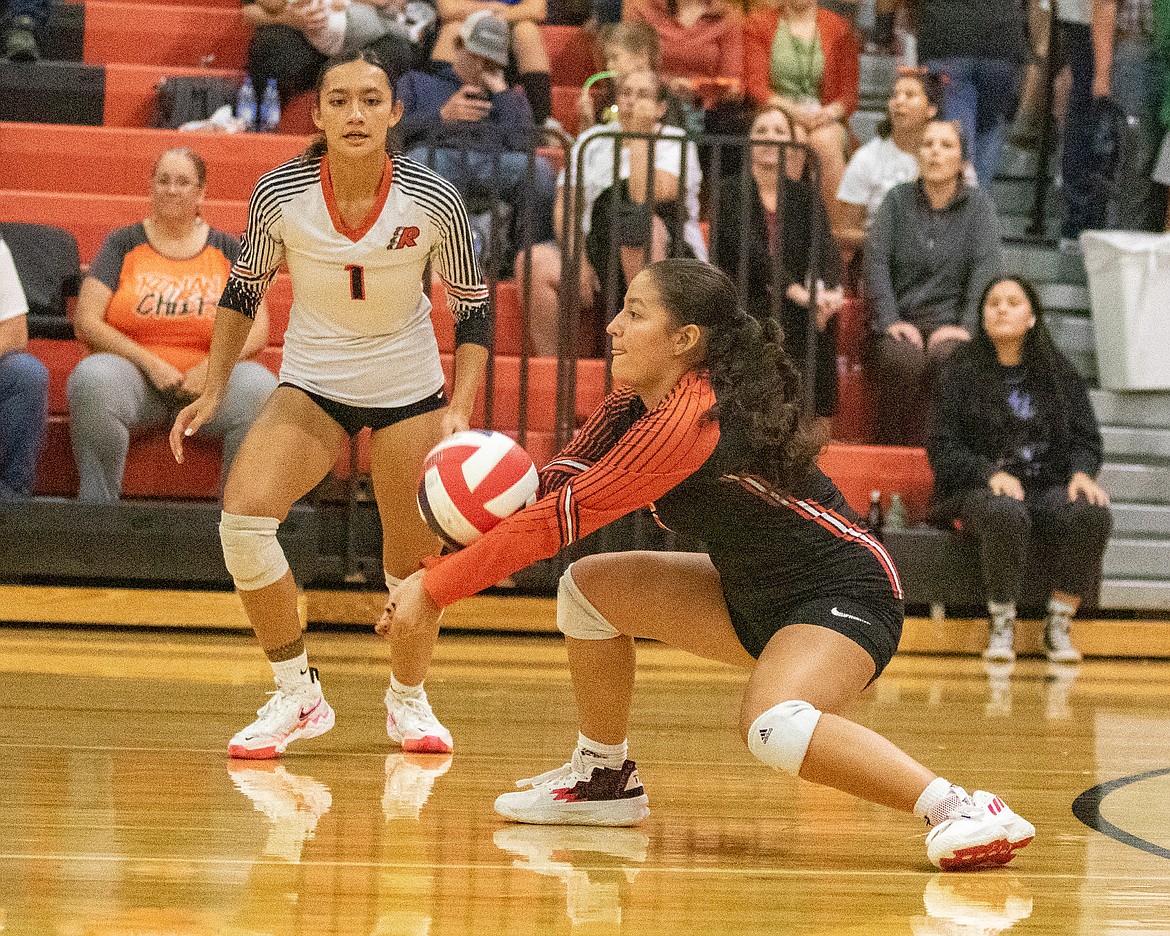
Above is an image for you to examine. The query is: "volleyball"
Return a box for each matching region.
[417,430,539,548]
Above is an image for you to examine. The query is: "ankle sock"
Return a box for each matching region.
[390,673,425,699]
[915,777,965,826]
[271,651,315,694]
[1047,596,1076,620]
[988,600,1016,625]
[577,732,627,768]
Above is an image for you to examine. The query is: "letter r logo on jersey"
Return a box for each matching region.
[386,226,420,250]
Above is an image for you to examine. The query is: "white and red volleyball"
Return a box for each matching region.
[417,430,539,548]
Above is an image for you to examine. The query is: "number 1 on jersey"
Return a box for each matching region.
[345,264,366,300]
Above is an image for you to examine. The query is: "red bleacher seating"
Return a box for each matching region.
[0,123,307,200]
[0,190,248,261]
[84,2,249,69]
[817,444,933,523]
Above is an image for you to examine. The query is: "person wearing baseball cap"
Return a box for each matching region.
[422,0,554,128]
[394,8,557,263]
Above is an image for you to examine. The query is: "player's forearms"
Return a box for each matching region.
[449,342,489,421]
[203,307,256,396]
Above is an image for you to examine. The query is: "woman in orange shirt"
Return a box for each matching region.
[67,148,275,502]
[743,0,858,221]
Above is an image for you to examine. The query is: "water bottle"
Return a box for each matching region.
[886,492,907,533]
[259,78,281,133]
[236,76,258,131]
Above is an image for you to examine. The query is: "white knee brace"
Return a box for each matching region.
[747,700,822,776]
[219,512,289,591]
[556,565,620,640]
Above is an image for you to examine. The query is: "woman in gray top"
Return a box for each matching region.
[864,119,1003,445]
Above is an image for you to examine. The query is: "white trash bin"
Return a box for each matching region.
[1081,230,1170,390]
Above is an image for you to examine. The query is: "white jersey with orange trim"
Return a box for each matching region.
[220,152,490,408]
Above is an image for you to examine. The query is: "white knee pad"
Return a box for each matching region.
[556,565,620,640]
[219,512,289,591]
[747,700,822,776]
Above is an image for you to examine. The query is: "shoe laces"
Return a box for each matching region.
[391,691,441,725]
[989,616,1014,642]
[517,750,593,790]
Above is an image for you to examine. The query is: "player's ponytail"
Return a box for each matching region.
[646,259,818,491]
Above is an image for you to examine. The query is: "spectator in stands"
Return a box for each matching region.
[1093,0,1167,231]
[711,104,844,418]
[1055,0,1103,248]
[397,10,557,262]
[835,69,942,250]
[2,0,47,61]
[244,0,424,102]
[624,0,746,140]
[579,21,664,132]
[743,0,860,220]
[0,236,48,501]
[67,149,276,503]
[521,69,706,356]
[430,0,555,127]
[927,276,1112,665]
[864,119,1003,445]
[917,0,1029,186]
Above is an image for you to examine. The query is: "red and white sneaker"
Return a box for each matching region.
[228,669,335,759]
[926,789,1036,871]
[494,750,650,826]
[385,687,453,754]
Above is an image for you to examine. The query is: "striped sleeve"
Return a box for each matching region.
[537,387,645,496]
[219,158,315,319]
[396,156,493,348]
[423,373,720,607]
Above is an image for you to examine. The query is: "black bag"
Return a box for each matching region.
[154,76,240,129]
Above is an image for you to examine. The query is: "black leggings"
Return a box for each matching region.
[958,484,1113,603]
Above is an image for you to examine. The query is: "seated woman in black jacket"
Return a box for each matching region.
[710,104,844,419]
[927,276,1112,665]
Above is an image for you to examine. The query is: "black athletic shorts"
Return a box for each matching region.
[728,594,904,680]
[281,383,447,436]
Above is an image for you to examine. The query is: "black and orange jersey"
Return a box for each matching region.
[423,371,902,614]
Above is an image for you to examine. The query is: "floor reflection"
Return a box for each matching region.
[911,873,1033,935]
[494,825,649,926]
[382,753,453,821]
[226,761,332,863]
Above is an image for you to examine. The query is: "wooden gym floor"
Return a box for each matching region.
[1,607,1169,935]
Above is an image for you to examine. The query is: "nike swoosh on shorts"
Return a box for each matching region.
[830,606,872,627]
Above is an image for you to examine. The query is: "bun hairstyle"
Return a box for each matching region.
[646,259,818,491]
[302,49,398,162]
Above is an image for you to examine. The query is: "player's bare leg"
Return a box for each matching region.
[221,386,345,757]
[370,407,453,752]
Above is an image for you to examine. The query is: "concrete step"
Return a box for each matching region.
[1002,243,1088,286]
[1038,282,1091,314]
[859,54,898,100]
[1091,389,1170,429]
[999,212,1063,242]
[1103,536,1170,578]
[1100,578,1170,610]
[994,177,1059,217]
[1111,502,1170,536]
[1102,425,1170,461]
[1098,462,1170,503]
[1046,312,1097,380]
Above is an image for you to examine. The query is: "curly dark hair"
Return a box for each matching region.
[301,49,399,162]
[953,275,1077,451]
[645,258,819,491]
